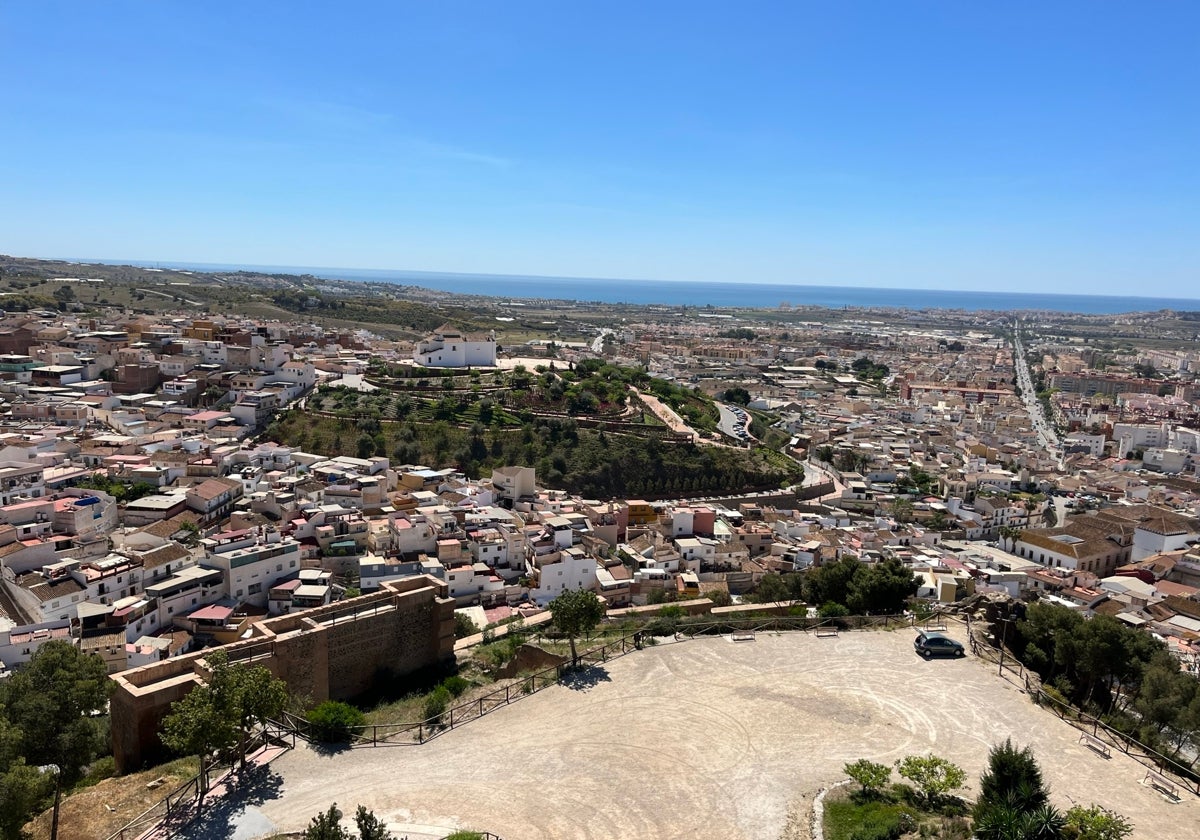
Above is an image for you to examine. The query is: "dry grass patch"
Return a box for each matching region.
[23,757,199,840]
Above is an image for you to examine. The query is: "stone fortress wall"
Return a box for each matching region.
[110,575,456,771]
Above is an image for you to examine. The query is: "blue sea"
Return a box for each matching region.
[89,259,1200,315]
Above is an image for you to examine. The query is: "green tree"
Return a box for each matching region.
[998,525,1023,552]
[160,650,287,794]
[975,739,1048,816]
[722,387,751,405]
[0,759,49,840]
[229,661,289,768]
[354,805,394,840]
[548,589,605,665]
[356,434,377,459]
[2,641,113,785]
[304,803,351,840]
[972,739,1053,838]
[454,613,479,639]
[843,758,890,798]
[895,753,966,806]
[846,556,919,615]
[802,556,861,609]
[159,682,235,801]
[752,572,789,604]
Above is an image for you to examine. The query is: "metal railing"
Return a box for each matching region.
[284,632,644,747]
[1035,685,1199,797]
[104,721,296,840]
[967,630,1199,798]
[109,610,960,838]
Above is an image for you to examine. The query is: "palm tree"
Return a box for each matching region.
[998,526,1023,552]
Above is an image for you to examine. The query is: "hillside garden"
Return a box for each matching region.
[267,361,799,498]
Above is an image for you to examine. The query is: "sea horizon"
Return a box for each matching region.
[73,257,1200,315]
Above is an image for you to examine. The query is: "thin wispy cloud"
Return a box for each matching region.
[261,98,512,167]
[260,97,395,132]
[401,137,514,168]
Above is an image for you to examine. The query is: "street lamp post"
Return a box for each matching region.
[37,764,62,840]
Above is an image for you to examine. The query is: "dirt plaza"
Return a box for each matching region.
[214,627,1196,840]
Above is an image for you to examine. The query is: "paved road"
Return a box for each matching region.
[182,631,1194,840]
[1011,321,1062,465]
[590,328,614,353]
[631,387,698,441]
[716,402,751,440]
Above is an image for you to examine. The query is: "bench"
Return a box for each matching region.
[731,629,756,642]
[1078,732,1111,758]
[923,620,947,632]
[815,626,839,638]
[1143,770,1178,800]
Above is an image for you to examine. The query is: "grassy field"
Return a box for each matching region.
[822,783,971,840]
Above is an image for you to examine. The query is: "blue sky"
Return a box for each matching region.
[1,1,1197,294]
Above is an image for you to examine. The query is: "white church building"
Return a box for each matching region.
[413,324,497,368]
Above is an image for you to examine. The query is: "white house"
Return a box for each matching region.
[413,325,496,368]
[200,528,301,607]
[529,546,597,605]
[0,619,72,672]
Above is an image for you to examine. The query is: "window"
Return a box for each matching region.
[236,589,243,597]
[276,564,283,572]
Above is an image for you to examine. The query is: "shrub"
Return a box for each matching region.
[895,754,966,806]
[424,686,452,722]
[441,675,470,698]
[1063,804,1133,840]
[306,700,365,743]
[826,799,913,840]
[645,616,679,637]
[848,810,906,840]
[78,756,116,789]
[819,602,851,618]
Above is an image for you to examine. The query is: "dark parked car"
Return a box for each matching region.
[914,630,965,659]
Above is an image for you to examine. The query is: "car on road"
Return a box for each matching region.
[914,630,965,659]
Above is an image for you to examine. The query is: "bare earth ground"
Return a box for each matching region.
[24,757,199,840]
[186,628,1196,840]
